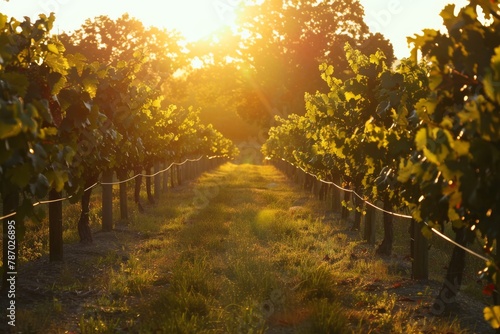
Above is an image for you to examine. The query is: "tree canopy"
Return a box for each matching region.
[233,0,395,124]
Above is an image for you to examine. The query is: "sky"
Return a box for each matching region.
[0,0,469,59]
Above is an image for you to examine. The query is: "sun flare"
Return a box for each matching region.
[126,0,238,41]
[0,0,240,42]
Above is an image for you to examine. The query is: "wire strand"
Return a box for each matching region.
[0,156,218,220]
[277,158,490,263]
[430,227,490,262]
[100,156,206,185]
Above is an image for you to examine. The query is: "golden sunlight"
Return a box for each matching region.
[0,0,241,41]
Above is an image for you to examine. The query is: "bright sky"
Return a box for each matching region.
[360,0,468,58]
[0,0,469,59]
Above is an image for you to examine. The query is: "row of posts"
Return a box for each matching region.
[271,159,428,280]
[0,157,227,293]
[47,157,224,262]
[101,158,223,233]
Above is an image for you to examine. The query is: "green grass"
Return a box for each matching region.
[12,162,478,333]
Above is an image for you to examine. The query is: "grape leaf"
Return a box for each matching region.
[484,306,500,329]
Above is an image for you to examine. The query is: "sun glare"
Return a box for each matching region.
[128,0,236,41]
[0,0,473,59]
[0,0,241,42]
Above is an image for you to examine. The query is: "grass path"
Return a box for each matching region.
[14,163,484,333]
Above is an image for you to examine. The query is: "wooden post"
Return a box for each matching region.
[318,182,326,201]
[176,164,182,185]
[376,199,394,256]
[102,170,114,232]
[78,176,97,243]
[134,168,145,213]
[312,178,319,197]
[432,228,467,313]
[49,189,63,261]
[363,206,376,244]
[2,192,19,291]
[352,192,362,230]
[331,182,342,213]
[119,182,128,222]
[189,160,195,179]
[186,161,192,180]
[170,166,175,188]
[304,174,313,192]
[341,191,350,220]
[145,166,155,204]
[200,158,206,175]
[495,235,500,313]
[411,219,428,280]
[154,162,161,200]
[163,160,169,193]
[195,160,198,178]
[117,169,128,223]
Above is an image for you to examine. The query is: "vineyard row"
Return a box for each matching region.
[261,2,500,326]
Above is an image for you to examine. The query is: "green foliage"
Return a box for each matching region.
[405,2,500,329]
[0,13,238,220]
[263,43,428,210]
[234,0,394,124]
[264,0,500,330]
[403,1,500,229]
[0,13,70,213]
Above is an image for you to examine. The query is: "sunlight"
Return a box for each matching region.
[0,0,478,57]
[130,0,232,41]
[0,0,241,41]
[131,1,235,42]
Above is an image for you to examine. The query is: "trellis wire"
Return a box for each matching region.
[0,156,217,220]
[277,158,490,263]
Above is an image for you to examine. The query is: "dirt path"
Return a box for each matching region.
[6,163,492,333]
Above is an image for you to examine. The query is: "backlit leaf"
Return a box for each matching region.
[47,43,59,54]
[484,306,500,329]
[415,128,427,151]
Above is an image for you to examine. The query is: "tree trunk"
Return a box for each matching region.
[432,227,468,315]
[134,167,145,213]
[78,176,97,243]
[376,198,394,256]
[117,169,128,223]
[2,191,19,292]
[49,189,63,262]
